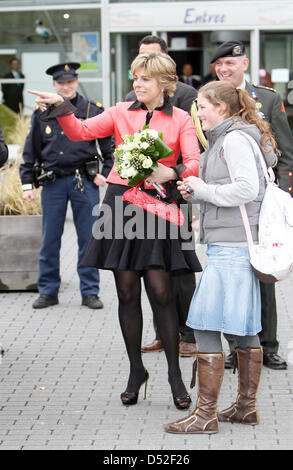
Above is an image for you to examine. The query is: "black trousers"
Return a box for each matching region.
[145,272,196,344]
[225,282,278,355]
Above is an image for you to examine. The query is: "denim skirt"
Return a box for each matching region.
[186,245,261,336]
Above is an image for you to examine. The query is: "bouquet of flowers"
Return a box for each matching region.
[114,126,173,187]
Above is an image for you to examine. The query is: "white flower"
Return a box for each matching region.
[120,169,129,179]
[147,129,159,139]
[140,129,158,139]
[125,167,137,178]
[133,135,142,145]
[141,142,150,150]
[123,142,136,151]
[121,152,132,161]
[142,157,153,169]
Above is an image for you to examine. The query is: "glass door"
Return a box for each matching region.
[260,31,293,131]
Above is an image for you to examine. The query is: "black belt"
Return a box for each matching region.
[55,167,86,177]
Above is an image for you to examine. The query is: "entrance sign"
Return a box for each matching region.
[109,1,293,31]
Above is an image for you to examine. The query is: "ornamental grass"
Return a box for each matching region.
[0,112,42,216]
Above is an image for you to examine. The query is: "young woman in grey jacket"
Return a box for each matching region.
[165,81,278,435]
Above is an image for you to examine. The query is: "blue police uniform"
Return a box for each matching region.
[20,70,113,305]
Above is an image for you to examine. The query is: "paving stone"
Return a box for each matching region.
[0,208,292,450]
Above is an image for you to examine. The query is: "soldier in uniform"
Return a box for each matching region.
[20,62,113,310]
[124,35,198,357]
[205,40,292,370]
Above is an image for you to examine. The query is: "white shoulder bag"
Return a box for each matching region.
[223,131,293,283]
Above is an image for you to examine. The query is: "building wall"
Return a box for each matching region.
[0,0,292,126]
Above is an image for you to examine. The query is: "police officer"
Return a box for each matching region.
[124,35,198,357]
[20,62,113,310]
[207,40,292,370]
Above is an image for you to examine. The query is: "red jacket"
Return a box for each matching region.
[57,101,200,186]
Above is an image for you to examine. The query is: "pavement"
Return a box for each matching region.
[0,207,292,451]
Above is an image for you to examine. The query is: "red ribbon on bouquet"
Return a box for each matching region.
[123,183,184,226]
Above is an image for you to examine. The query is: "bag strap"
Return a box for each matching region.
[235,130,275,184]
[222,130,276,247]
[224,157,254,247]
[222,132,256,247]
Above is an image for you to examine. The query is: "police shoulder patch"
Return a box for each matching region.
[253,83,277,93]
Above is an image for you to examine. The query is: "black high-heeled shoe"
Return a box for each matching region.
[120,370,149,406]
[168,376,192,410]
[172,394,192,410]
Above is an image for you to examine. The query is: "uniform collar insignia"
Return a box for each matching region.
[250,87,258,100]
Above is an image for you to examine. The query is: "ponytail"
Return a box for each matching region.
[234,88,279,160]
[198,81,279,161]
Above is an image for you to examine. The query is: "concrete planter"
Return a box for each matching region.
[0,215,42,291]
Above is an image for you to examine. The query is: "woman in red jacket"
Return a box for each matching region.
[29,52,201,410]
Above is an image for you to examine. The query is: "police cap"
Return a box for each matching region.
[210,41,246,64]
[46,62,80,82]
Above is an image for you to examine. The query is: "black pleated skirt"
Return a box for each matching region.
[82,183,202,276]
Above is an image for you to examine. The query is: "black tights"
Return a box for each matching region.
[113,269,187,397]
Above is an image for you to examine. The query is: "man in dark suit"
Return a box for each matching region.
[124,35,198,357]
[2,58,25,113]
[179,63,201,89]
[210,40,293,370]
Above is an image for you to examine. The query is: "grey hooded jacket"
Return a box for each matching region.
[189,117,276,245]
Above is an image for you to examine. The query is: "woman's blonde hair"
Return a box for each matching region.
[131,52,178,97]
[198,81,279,157]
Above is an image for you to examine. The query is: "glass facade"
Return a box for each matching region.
[0,1,100,5]
[109,0,253,2]
[110,31,251,103]
[0,0,292,130]
[0,7,102,114]
[260,31,293,130]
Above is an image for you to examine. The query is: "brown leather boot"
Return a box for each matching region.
[164,352,225,434]
[218,347,262,425]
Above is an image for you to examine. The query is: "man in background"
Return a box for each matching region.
[2,58,25,113]
[179,63,201,89]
